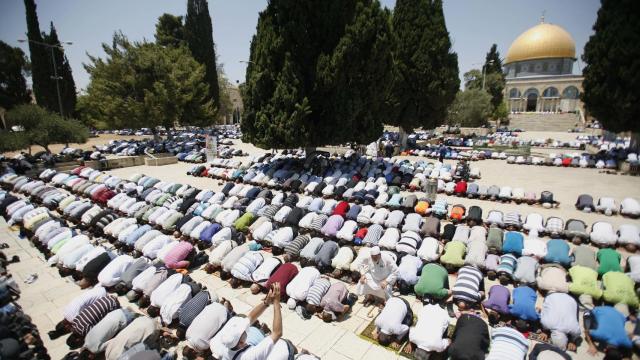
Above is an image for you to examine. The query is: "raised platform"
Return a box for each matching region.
[508,112,580,132]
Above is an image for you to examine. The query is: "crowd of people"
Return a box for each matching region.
[1,144,640,359]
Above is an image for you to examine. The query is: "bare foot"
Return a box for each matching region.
[567,343,576,352]
[538,332,548,342]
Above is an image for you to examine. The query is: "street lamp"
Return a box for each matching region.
[239,60,254,64]
[18,38,73,117]
[481,60,494,91]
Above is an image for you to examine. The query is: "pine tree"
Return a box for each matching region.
[484,44,503,74]
[155,14,185,48]
[582,0,640,134]
[43,23,76,117]
[23,0,53,112]
[388,0,459,146]
[242,0,392,149]
[184,0,220,113]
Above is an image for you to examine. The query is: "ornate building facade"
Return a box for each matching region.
[503,20,584,116]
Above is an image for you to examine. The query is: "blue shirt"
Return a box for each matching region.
[509,286,539,321]
[199,223,222,242]
[590,306,632,348]
[502,231,524,256]
[544,239,572,266]
[125,225,152,245]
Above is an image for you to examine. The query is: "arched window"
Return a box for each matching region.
[509,88,521,98]
[542,87,559,98]
[523,88,539,98]
[562,86,579,99]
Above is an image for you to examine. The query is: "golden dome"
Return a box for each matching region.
[505,23,576,64]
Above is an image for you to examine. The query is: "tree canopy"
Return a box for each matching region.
[387,0,459,136]
[581,0,640,134]
[448,89,492,127]
[42,23,77,117]
[4,104,88,152]
[81,33,215,132]
[155,14,186,48]
[0,41,31,113]
[242,0,393,149]
[185,0,220,113]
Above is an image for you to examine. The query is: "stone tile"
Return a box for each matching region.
[336,313,367,333]
[360,343,399,360]
[331,331,372,359]
[298,325,346,356]
[323,349,352,360]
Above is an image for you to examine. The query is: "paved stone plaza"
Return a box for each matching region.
[4,135,640,359]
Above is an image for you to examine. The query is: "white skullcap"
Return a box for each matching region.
[220,317,250,349]
[370,246,381,256]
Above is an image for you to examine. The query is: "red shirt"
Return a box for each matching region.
[355,228,368,239]
[265,263,299,291]
[454,181,467,194]
[332,201,350,218]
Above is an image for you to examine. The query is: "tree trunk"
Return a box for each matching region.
[151,128,161,142]
[165,125,173,140]
[631,132,640,150]
[398,126,409,151]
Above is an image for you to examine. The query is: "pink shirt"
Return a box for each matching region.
[163,241,194,269]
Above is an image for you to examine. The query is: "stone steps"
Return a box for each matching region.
[508,113,580,132]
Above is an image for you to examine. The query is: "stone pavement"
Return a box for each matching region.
[2,215,405,360]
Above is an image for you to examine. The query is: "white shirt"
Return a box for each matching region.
[186,302,229,350]
[375,297,409,337]
[251,257,280,284]
[97,254,134,287]
[286,266,320,301]
[75,246,107,271]
[209,240,237,265]
[63,286,106,322]
[397,255,422,285]
[142,235,172,259]
[131,266,157,291]
[150,273,183,307]
[160,283,192,324]
[252,222,273,241]
[410,304,451,352]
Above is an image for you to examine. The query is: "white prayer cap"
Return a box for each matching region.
[370,246,381,256]
[220,317,250,348]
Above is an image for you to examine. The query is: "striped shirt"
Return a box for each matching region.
[503,212,521,227]
[496,254,517,276]
[63,286,107,322]
[363,224,384,246]
[545,217,564,234]
[306,277,331,306]
[486,326,529,360]
[284,235,310,257]
[396,231,421,255]
[72,295,120,336]
[231,252,264,281]
[178,290,212,328]
[309,214,328,232]
[452,265,484,303]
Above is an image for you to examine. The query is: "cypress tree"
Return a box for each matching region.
[23,0,54,112]
[388,0,460,146]
[43,23,77,117]
[483,44,505,113]
[582,0,640,135]
[184,0,220,113]
[0,41,31,112]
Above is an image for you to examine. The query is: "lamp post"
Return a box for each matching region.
[482,60,495,91]
[18,38,72,117]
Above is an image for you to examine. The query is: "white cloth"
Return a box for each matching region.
[375,297,409,337]
[160,283,192,324]
[150,273,183,307]
[97,255,134,287]
[186,302,229,351]
[409,304,451,352]
[286,266,320,301]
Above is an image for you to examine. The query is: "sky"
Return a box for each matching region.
[0,0,601,90]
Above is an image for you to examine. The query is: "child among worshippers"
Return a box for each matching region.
[482,284,511,325]
[316,282,356,322]
[496,254,517,285]
[373,297,413,347]
[584,305,633,358]
[451,265,485,311]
